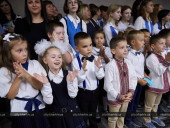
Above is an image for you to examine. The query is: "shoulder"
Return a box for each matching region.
[0,67,9,74]
[105,59,116,69]
[28,59,41,67]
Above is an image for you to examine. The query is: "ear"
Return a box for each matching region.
[75,46,79,52]
[111,49,116,55]
[47,32,52,39]
[151,44,155,50]
[42,57,47,64]
[131,40,135,46]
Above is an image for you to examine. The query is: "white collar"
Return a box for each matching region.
[67,14,80,23]
[48,69,63,81]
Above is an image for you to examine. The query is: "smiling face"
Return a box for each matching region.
[122,8,131,22]
[27,0,41,15]
[11,41,28,64]
[43,47,63,74]
[75,37,93,57]
[46,3,54,17]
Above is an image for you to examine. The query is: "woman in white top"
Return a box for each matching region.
[118,5,133,32]
[60,0,87,57]
[103,4,121,46]
[134,0,154,35]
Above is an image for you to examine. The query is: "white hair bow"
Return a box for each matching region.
[3,33,15,42]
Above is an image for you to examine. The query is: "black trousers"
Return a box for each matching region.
[77,88,99,128]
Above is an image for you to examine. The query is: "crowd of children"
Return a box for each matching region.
[0,0,170,128]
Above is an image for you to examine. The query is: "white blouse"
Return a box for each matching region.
[0,60,53,112]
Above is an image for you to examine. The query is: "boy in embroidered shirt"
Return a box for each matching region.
[143,34,170,128]
[72,32,104,128]
[125,30,150,128]
[104,37,137,128]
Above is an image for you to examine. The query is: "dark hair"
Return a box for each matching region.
[127,30,144,45]
[0,33,27,80]
[89,4,99,17]
[63,0,80,14]
[46,21,64,34]
[94,29,106,39]
[139,0,153,20]
[0,0,17,24]
[140,29,150,33]
[110,37,126,49]
[25,0,47,25]
[159,29,170,38]
[158,9,170,29]
[150,34,164,45]
[74,32,91,46]
[121,5,131,14]
[99,5,108,12]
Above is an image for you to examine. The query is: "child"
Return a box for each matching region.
[103,4,121,46]
[125,30,150,128]
[104,37,137,128]
[153,9,170,35]
[60,0,87,56]
[34,44,86,128]
[92,29,113,114]
[72,32,105,128]
[143,34,170,128]
[0,33,53,128]
[35,21,72,65]
[134,0,154,35]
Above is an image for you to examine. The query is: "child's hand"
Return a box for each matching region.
[67,70,78,82]
[52,32,59,41]
[125,92,133,98]
[122,95,131,102]
[33,73,49,84]
[138,79,147,86]
[165,52,170,62]
[94,56,103,68]
[99,47,105,57]
[13,61,27,78]
[82,59,87,71]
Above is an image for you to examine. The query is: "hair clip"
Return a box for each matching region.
[3,33,15,42]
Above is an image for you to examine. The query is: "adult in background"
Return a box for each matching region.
[14,0,48,60]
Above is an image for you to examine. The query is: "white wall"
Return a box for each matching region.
[9,0,170,17]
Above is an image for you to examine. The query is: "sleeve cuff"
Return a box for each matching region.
[116,93,123,101]
[128,89,135,96]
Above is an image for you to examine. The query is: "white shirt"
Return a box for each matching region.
[48,69,78,98]
[134,16,152,33]
[104,59,137,102]
[126,49,145,79]
[103,22,119,47]
[0,60,53,112]
[92,46,113,69]
[146,53,170,91]
[72,54,105,90]
[152,23,168,35]
[166,21,170,29]
[60,14,87,56]
[117,21,134,32]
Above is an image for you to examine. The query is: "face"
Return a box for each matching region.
[75,37,93,57]
[43,48,62,73]
[84,7,91,20]
[111,41,128,60]
[101,10,107,20]
[144,1,154,14]
[143,32,150,45]
[151,38,166,53]
[53,6,58,16]
[46,4,54,17]
[162,13,170,22]
[122,8,131,21]
[0,1,10,14]
[11,41,28,64]
[27,0,41,15]
[132,34,145,51]
[67,0,78,13]
[49,27,65,42]
[158,5,163,11]
[94,33,105,48]
[111,7,121,21]
[97,10,101,17]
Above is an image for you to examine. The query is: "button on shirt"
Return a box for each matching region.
[48,69,78,98]
[126,49,145,79]
[72,54,105,90]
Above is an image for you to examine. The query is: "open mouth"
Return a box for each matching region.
[54,62,60,66]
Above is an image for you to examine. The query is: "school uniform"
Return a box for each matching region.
[117,21,134,33]
[144,52,170,122]
[104,58,137,128]
[153,22,169,35]
[103,22,119,47]
[60,14,87,57]
[125,49,145,124]
[134,16,153,35]
[0,60,53,128]
[47,69,86,128]
[72,54,105,128]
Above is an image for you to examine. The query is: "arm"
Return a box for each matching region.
[63,51,72,64]
[134,16,144,30]
[104,25,112,47]
[94,56,105,80]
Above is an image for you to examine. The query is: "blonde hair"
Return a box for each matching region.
[127,30,144,45]
[41,46,66,73]
[107,4,121,24]
[77,4,89,21]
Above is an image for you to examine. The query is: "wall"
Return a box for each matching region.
[9,0,170,17]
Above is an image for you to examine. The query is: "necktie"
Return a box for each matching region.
[81,55,95,62]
